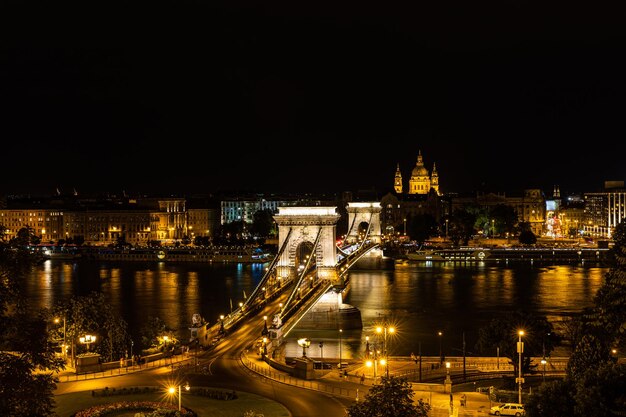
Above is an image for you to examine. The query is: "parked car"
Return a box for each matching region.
[489,403,525,416]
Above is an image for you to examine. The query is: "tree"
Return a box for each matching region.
[139,315,174,351]
[525,379,575,417]
[448,208,476,247]
[0,226,62,416]
[529,221,626,415]
[250,209,275,238]
[474,310,556,375]
[52,292,131,364]
[346,376,430,417]
[518,230,537,245]
[407,213,437,245]
[490,204,518,238]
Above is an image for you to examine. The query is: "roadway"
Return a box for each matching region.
[55,294,351,417]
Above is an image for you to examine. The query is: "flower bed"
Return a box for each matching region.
[72,401,196,417]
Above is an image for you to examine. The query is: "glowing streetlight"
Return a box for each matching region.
[54,316,67,359]
[339,329,343,373]
[517,330,525,404]
[540,358,547,382]
[297,338,311,357]
[376,325,395,377]
[438,331,443,363]
[168,383,190,411]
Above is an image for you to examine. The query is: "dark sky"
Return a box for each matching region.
[1,1,625,197]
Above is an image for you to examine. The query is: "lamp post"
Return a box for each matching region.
[130,340,134,367]
[338,329,343,373]
[297,338,311,357]
[376,325,395,377]
[366,351,381,382]
[54,316,67,359]
[540,358,547,382]
[79,334,96,351]
[168,384,190,411]
[517,330,524,404]
[219,314,225,334]
[438,331,443,363]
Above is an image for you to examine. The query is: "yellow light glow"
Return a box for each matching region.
[365,360,373,367]
[168,387,176,394]
[518,330,524,336]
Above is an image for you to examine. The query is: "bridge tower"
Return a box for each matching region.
[273,207,342,285]
[344,202,382,245]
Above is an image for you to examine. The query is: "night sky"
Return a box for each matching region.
[2,1,625,197]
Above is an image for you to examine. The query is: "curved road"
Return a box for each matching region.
[56,302,351,417]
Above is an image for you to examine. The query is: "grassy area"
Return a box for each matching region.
[55,388,291,417]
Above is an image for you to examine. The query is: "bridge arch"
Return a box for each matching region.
[345,202,382,244]
[273,207,341,285]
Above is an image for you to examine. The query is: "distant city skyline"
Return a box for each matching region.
[2,2,624,197]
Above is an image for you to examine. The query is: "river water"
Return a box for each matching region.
[23,259,608,360]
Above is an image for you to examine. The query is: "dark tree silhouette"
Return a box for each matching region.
[347,376,430,417]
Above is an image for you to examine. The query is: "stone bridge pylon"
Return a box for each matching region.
[273,206,342,286]
[344,202,382,245]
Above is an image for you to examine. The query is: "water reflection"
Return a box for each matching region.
[24,260,606,358]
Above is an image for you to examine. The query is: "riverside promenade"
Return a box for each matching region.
[240,350,568,416]
[53,345,567,416]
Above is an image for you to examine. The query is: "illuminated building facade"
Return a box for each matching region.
[451,189,546,236]
[584,181,626,238]
[0,195,219,246]
[0,209,64,242]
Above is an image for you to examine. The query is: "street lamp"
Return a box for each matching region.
[540,357,547,382]
[168,383,190,411]
[219,314,225,334]
[262,315,269,336]
[438,331,443,363]
[366,350,383,382]
[54,316,67,359]
[376,325,395,377]
[517,330,525,404]
[339,329,343,372]
[297,338,311,357]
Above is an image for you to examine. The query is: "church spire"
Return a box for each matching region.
[394,163,403,194]
[431,162,440,195]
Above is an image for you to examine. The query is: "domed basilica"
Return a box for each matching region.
[393,150,440,195]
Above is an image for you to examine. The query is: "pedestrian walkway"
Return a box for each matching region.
[54,351,196,384]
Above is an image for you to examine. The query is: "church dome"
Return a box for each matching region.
[411,164,429,177]
[411,150,430,177]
